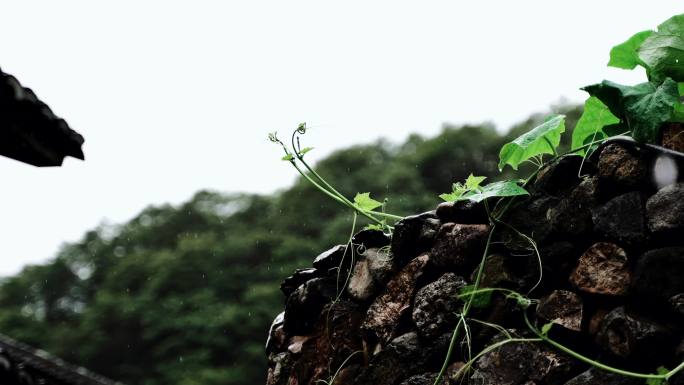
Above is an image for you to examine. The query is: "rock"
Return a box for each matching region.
[569,243,631,296]
[430,223,490,270]
[266,352,292,385]
[265,312,286,354]
[563,367,642,385]
[671,293,684,316]
[501,195,558,248]
[471,332,579,385]
[588,308,610,337]
[591,192,648,246]
[312,244,348,271]
[352,229,391,249]
[646,183,684,234]
[362,255,430,345]
[596,306,673,362]
[548,197,593,237]
[435,200,488,224]
[412,273,467,339]
[280,268,323,297]
[399,373,437,385]
[347,247,396,301]
[632,247,684,305]
[473,253,519,289]
[569,176,600,207]
[536,290,583,332]
[288,301,365,384]
[354,332,451,385]
[391,212,441,266]
[540,242,581,284]
[284,277,337,335]
[661,122,684,153]
[533,155,588,196]
[597,143,648,191]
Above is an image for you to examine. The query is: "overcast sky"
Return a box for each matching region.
[0,1,680,276]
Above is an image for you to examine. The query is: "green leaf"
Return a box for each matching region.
[364,222,386,231]
[354,192,383,211]
[638,14,684,82]
[465,174,487,189]
[459,285,492,308]
[609,30,654,70]
[541,322,553,336]
[463,180,529,203]
[299,147,314,155]
[281,154,294,161]
[439,192,461,202]
[583,79,679,143]
[498,115,565,171]
[571,97,621,155]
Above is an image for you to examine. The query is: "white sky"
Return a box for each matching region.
[0,1,679,276]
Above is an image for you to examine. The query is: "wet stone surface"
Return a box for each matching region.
[412,273,466,339]
[569,243,631,296]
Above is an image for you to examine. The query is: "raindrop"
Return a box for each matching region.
[653,155,678,189]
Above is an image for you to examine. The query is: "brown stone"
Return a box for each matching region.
[661,122,684,153]
[597,143,648,190]
[536,290,583,332]
[362,255,429,345]
[569,243,631,296]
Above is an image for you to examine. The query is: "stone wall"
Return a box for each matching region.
[265,139,684,385]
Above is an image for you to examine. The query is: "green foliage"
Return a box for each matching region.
[353,192,383,211]
[608,30,653,70]
[540,322,553,336]
[571,96,621,154]
[465,180,529,203]
[498,115,565,171]
[639,14,684,82]
[582,79,679,143]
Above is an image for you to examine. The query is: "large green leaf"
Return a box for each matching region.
[498,115,565,171]
[608,30,654,70]
[571,97,621,154]
[638,14,684,82]
[582,79,679,143]
[462,180,528,203]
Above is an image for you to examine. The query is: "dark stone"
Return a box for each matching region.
[435,200,488,224]
[536,290,583,332]
[352,229,391,249]
[563,367,642,385]
[312,244,348,271]
[354,332,451,385]
[597,143,648,191]
[569,176,600,207]
[671,293,684,316]
[288,301,365,384]
[646,183,684,234]
[548,195,594,238]
[591,192,648,246]
[569,243,631,296]
[596,306,673,362]
[540,242,581,284]
[471,332,579,385]
[280,268,323,297]
[398,373,437,385]
[266,352,292,385]
[362,255,429,345]
[391,211,441,266]
[501,195,558,248]
[532,155,589,196]
[412,273,467,339]
[347,247,396,301]
[265,312,286,354]
[430,223,490,270]
[633,247,684,305]
[283,277,337,335]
